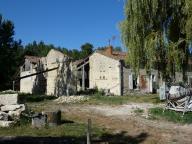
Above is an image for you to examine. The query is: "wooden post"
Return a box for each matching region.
[82,66,85,91]
[87,118,91,144]
[12,81,15,91]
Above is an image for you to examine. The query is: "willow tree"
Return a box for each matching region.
[120,0,192,82]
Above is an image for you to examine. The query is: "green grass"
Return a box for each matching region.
[134,108,144,115]
[0,116,107,138]
[149,107,192,124]
[84,93,161,105]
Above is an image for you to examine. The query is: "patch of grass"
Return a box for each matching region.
[0,116,107,138]
[19,93,56,103]
[149,107,192,124]
[85,94,161,105]
[134,108,144,115]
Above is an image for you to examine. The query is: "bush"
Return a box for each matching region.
[19,93,56,103]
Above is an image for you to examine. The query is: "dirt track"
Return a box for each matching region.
[32,102,192,144]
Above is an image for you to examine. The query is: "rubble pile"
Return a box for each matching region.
[0,92,25,127]
[54,96,89,104]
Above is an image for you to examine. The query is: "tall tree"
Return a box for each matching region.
[0,14,23,90]
[120,0,192,81]
[80,43,93,58]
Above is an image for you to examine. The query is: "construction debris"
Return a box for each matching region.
[54,96,89,104]
[32,113,47,128]
[0,93,18,105]
[0,92,25,127]
[32,110,61,128]
[43,110,61,126]
[164,84,192,115]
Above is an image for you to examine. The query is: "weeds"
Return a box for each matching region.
[85,94,161,105]
[149,107,192,124]
[134,108,144,115]
[19,93,56,103]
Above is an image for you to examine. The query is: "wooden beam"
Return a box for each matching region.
[76,60,89,70]
[15,67,58,81]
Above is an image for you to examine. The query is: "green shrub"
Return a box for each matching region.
[19,93,56,103]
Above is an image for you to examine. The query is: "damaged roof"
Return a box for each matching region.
[24,55,41,64]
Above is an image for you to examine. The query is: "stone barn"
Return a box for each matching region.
[20,49,76,96]
[75,46,132,95]
[20,56,45,94]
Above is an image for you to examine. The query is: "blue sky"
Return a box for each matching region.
[0,0,125,50]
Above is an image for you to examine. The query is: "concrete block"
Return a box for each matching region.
[0,121,14,127]
[43,110,61,126]
[32,113,47,128]
[0,94,18,105]
[1,104,25,112]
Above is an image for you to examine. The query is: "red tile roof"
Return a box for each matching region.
[96,47,127,60]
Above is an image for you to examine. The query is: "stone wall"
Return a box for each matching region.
[122,67,131,94]
[0,94,18,105]
[46,49,76,96]
[89,52,121,95]
[20,70,36,94]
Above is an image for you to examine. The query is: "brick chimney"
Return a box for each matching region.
[105,46,113,55]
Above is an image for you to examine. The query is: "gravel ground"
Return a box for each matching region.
[29,101,192,144]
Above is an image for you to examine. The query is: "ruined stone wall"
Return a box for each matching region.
[122,67,132,94]
[89,53,121,95]
[46,50,65,96]
[20,69,37,94]
[46,49,76,96]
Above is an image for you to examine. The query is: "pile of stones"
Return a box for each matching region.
[54,95,89,104]
[0,92,25,127]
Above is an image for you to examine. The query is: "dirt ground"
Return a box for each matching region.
[31,102,192,144]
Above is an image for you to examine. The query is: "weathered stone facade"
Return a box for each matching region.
[46,49,76,96]
[75,47,160,95]
[89,52,122,95]
[20,49,77,96]
[20,56,42,94]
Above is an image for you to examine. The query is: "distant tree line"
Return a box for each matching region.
[24,41,94,60]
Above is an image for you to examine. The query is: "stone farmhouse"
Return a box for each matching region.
[20,49,76,96]
[75,46,159,95]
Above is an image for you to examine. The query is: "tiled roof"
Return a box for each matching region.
[96,49,127,61]
[25,55,41,64]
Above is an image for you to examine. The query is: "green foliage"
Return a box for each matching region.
[24,41,94,60]
[134,108,144,115]
[120,0,192,80]
[19,93,56,103]
[149,107,192,124]
[0,14,24,90]
[113,46,123,52]
[24,41,63,57]
[80,43,93,58]
[0,115,106,140]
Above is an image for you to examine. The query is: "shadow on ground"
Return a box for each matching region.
[0,131,148,144]
[94,131,148,144]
